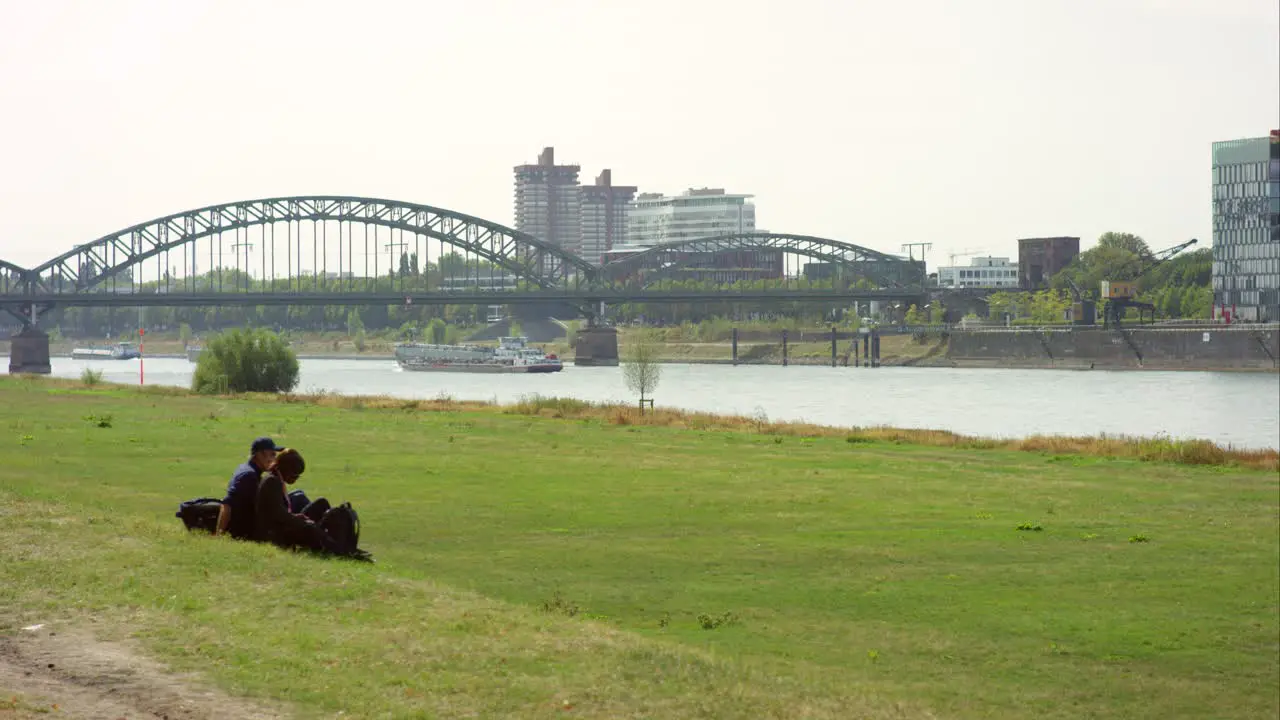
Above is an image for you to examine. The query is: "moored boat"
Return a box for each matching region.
[394,336,563,373]
[71,342,140,360]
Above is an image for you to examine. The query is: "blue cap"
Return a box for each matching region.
[250,437,285,454]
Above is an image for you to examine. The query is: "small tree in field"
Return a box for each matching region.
[192,328,299,394]
[622,329,663,413]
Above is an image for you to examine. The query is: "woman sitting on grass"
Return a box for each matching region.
[255,448,328,552]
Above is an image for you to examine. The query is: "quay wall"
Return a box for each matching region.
[947,328,1279,371]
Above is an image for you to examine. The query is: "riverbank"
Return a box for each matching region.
[1,375,1276,719]
[4,332,943,366]
[17,326,1275,371]
[944,327,1279,372]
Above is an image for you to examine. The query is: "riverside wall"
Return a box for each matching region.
[947,327,1279,371]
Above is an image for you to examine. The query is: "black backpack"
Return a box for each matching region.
[319,503,363,557]
[176,497,223,533]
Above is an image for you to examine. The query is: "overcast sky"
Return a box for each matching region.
[0,0,1276,271]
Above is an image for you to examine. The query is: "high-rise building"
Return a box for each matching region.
[1018,236,1080,289]
[1211,130,1280,323]
[579,170,637,266]
[623,188,756,249]
[513,147,582,269]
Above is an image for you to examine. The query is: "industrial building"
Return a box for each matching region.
[1210,130,1280,323]
[1018,236,1080,289]
[937,256,1020,289]
[579,170,637,266]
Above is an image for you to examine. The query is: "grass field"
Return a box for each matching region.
[0,376,1276,719]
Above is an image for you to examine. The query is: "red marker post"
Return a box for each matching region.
[139,328,145,386]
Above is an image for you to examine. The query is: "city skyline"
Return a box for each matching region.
[0,0,1276,272]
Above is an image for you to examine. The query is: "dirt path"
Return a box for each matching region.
[0,626,285,719]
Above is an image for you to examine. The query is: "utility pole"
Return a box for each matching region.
[901,242,932,287]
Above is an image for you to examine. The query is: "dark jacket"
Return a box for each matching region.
[222,459,264,540]
[255,471,319,547]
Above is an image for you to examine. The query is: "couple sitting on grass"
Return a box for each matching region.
[216,437,368,561]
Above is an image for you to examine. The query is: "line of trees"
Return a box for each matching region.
[39,265,881,338]
[985,232,1212,324]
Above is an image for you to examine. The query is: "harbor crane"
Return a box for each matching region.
[1100,238,1199,328]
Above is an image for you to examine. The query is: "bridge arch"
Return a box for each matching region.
[26,196,597,294]
[599,232,919,288]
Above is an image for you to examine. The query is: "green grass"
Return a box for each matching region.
[0,376,1277,719]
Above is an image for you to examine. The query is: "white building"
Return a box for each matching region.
[622,188,756,249]
[937,256,1019,289]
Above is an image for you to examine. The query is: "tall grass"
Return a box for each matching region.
[79,367,104,386]
[12,376,1277,471]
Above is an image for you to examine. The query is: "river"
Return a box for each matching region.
[6,355,1278,450]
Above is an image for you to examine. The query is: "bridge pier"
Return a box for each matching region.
[8,326,51,375]
[574,325,618,367]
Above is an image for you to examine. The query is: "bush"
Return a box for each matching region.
[79,368,103,386]
[192,328,300,394]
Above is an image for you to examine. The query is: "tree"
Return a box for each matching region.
[986,291,1021,321]
[1028,289,1070,323]
[192,328,299,394]
[346,309,364,337]
[1096,232,1150,259]
[622,329,663,413]
[424,318,447,344]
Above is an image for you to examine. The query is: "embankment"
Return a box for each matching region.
[946,327,1279,372]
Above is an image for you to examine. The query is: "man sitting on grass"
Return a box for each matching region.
[216,437,283,539]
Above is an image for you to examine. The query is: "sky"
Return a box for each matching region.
[0,0,1276,272]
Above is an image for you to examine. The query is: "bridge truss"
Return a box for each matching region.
[2,196,601,325]
[19,195,590,294]
[600,232,922,289]
[1,203,925,328]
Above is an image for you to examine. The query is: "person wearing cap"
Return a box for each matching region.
[215,437,284,539]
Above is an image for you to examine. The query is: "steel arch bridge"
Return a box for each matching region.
[1,202,927,328]
[23,196,595,297]
[599,232,920,289]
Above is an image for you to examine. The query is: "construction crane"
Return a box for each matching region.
[948,248,986,266]
[1100,238,1198,329]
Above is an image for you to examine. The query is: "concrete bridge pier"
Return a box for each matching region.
[8,326,51,374]
[574,326,619,366]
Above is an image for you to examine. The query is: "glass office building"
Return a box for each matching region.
[1210,130,1280,322]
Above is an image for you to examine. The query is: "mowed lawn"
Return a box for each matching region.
[0,377,1276,719]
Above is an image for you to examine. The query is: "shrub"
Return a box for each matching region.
[192,328,300,394]
[79,368,104,386]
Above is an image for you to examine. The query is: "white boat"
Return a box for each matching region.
[71,342,140,360]
[394,336,563,373]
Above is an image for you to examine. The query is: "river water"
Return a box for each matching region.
[6,355,1278,450]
